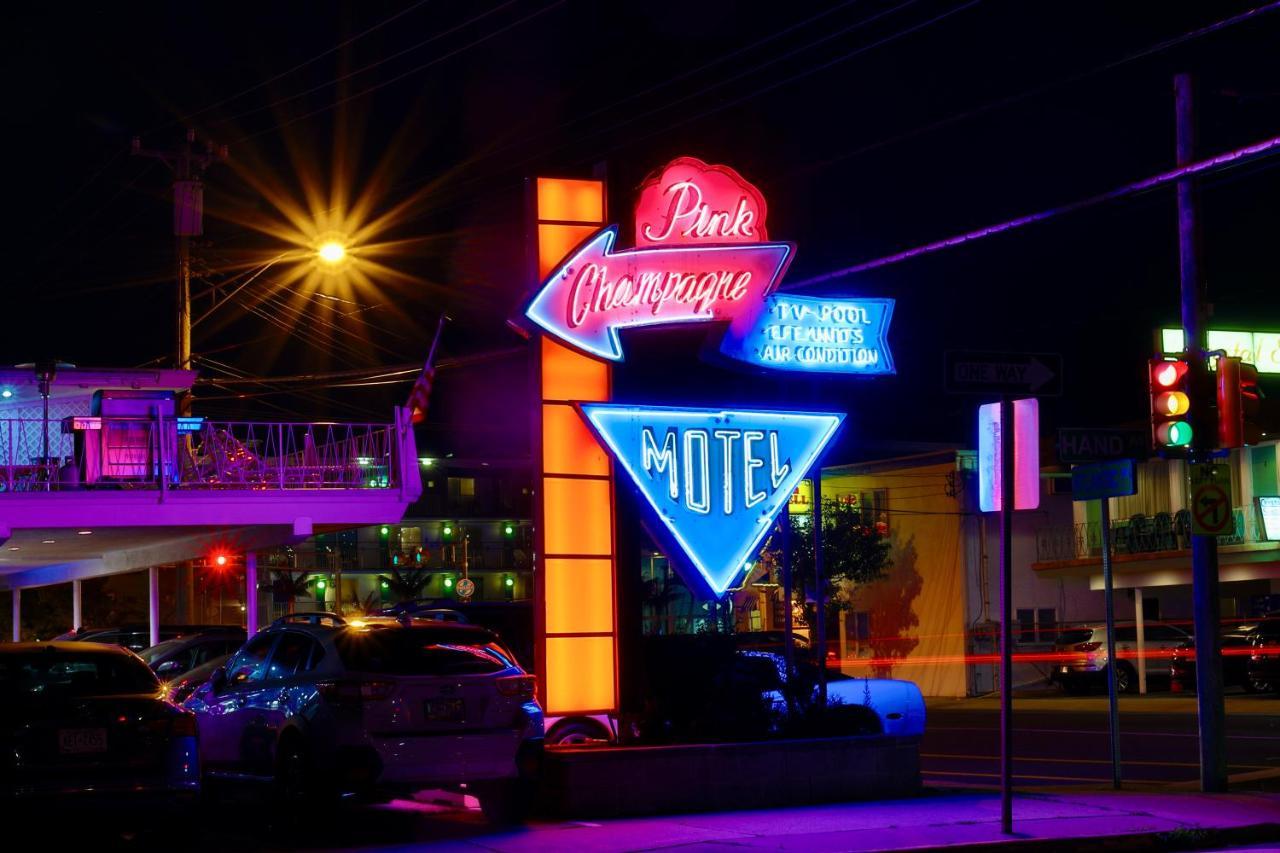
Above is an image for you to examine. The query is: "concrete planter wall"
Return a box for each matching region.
[538,734,920,818]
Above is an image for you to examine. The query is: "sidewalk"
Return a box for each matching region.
[410,790,1280,852]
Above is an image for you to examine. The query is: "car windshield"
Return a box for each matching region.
[0,652,160,700]
[1054,629,1095,645]
[334,628,514,675]
[138,638,186,664]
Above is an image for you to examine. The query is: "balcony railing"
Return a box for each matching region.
[1035,505,1265,563]
[0,417,401,492]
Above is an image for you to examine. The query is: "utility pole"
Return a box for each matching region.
[1176,72,1228,793]
[131,129,228,414]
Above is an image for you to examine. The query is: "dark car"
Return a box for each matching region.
[183,621,543,821]
[1169,631,1257,693]
[55,624,230,653]
[139,629,246,680]
[164,654,232,706]
[1247,619,1280,693]
[0,643,200,804]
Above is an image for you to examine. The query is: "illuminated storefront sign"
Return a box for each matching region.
[579,403,843,595]
[1161,328,1280,374]
[1260,496,1280,541]
[721,293,895,374]
[524,156,893,373]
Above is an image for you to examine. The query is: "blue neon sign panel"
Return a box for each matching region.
[721,294,895,375]
[579,404,844,595]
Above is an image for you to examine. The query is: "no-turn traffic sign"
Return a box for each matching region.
[1190,463,1234,536]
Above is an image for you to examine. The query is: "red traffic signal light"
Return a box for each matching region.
[1150,358,1194,450]
[1218,357,1262,448]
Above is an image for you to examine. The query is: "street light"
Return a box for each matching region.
[317,240,347,265]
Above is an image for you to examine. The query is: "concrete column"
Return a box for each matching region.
[72,580,82,631]
[1134,586,1147,694]
[245,552,259,636]
[148,567,160,649]
[11,588,19,642]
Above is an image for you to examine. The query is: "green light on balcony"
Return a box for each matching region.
[444,577,454,589]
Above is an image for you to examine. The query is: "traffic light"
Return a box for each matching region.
[1218,357,1263,448]
[1149,358,1194,450]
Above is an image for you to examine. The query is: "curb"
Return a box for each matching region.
[890,821,1280,853]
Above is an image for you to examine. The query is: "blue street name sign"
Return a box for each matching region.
[1070,459,1138,502]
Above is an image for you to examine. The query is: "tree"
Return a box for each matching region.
[379,566,432,603]
[270,571,315,614]
[788,497,892,627]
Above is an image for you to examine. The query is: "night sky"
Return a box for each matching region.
[4,1,1279,461]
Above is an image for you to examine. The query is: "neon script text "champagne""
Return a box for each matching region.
[567,263,752,327]
[641,180,757,244]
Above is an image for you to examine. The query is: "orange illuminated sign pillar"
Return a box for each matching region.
[532,177,619,716]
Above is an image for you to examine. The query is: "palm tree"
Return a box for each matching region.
[271,571,315,614]
[379,567,432,603]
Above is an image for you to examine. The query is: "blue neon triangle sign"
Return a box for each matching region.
[579,404,844,595]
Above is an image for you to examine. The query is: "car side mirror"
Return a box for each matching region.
[210,666,227,694]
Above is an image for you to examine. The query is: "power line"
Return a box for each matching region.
[216,0,518,129]
[177,0,437,127]
[239,0,567,142]
[790,129,1280,287]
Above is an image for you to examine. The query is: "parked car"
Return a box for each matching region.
[1050,622,1192,693]
[1247,619,1280,693]
[1169,631,1258,693]
[737,650,925,737]
[55,624,229,653]
[139,629,246,679]
[0,642,199,804]
[164,654,233,705]
[183,621,543,821]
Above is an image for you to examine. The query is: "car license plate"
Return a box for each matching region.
[424,698,465,722]
[58,728,107,754]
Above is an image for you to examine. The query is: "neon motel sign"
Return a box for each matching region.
[525,156,895,375]
[580,404,843,595]
[522,157,884,594]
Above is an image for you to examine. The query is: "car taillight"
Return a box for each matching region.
[317,680,395,703]
[1073,642,1102,652]
[496,675,537,700]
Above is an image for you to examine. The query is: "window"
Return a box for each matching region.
[0,653,159,699]
[838,489,889,530]
[448,477,476,498]
[1017,609,1036,643]
[227,634,276,685]
[1036,608,1057,641]
[267,633,314,680]
[1146,623,1187,642]
[333,628,512,675]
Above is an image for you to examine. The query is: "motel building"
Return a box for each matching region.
[786,438,1280,698]
[0,365,422,643]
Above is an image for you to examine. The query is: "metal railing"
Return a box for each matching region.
[1035,505,1263,562]
[0,417,400,492]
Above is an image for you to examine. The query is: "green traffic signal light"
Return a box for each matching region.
[1159,421,1194,447]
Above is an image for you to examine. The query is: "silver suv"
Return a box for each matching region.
[1050,622,1191,693]
[184,621,543,821]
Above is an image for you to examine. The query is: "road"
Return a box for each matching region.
[923,690,1280,790]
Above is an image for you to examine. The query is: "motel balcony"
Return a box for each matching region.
[1031,504,1280,593]
[0,367,421,593]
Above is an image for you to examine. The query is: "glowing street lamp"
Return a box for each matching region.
[317,240,347,265]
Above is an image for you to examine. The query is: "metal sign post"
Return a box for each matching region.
[999,397,1014,835]
[1071,459,1137,790]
